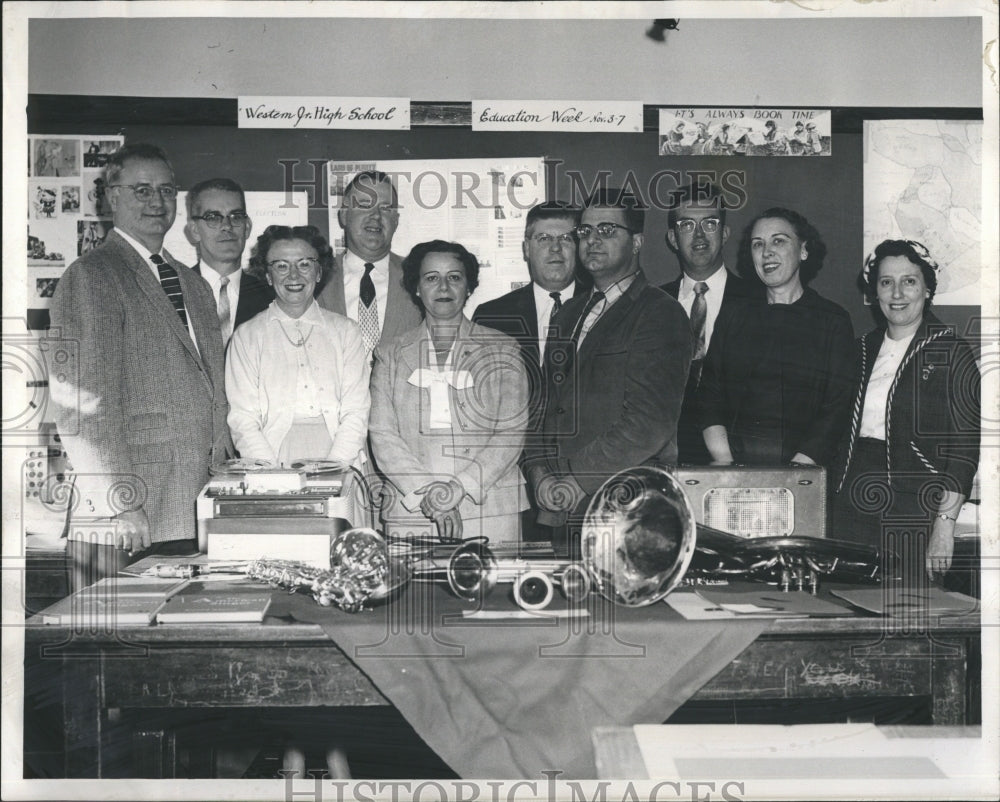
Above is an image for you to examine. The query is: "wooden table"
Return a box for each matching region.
[23,590,981,778]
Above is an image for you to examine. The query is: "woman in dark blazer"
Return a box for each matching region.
[698,207,855,467]
[832,239,980,582]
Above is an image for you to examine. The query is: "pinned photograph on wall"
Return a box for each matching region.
[27,221,69,267]
[83,139,121,168]
[658,109,831,156]
[31,184,59,219]
[31,137,80,176]
[31,267,65,308]
[81,170,112,217]
[61,185,80,214]
[77,219,113,256]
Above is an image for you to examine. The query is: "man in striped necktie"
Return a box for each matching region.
[48,143,233,590]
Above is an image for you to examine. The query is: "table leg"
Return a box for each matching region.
[930,639,969,725]
[62,656,102,777]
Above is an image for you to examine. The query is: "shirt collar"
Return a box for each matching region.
[533,281,574,308]
[597,271,638,305]
[197,261,242,291]
[269,299,324,326]
[115,227,162,263]
[679,265,728,298]
[344,249,390,273]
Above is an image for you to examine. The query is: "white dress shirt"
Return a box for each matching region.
[115,227,199,355]
[226,301,371,465]
[532,281,576,364]
[197,262,242,344]
[860,332,916,439]
[342,250,390,334]
[677,265,729,350]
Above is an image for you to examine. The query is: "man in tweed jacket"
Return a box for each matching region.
[48,144,232,589]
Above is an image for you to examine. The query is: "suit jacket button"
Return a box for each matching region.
[556,407,565,415]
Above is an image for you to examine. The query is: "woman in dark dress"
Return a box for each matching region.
[831,239,980,583]
[698,207,854,467]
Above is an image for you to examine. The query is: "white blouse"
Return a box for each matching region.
[226,301,371,465]
[859,332,916,439]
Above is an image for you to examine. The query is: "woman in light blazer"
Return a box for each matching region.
[369,240,529,546]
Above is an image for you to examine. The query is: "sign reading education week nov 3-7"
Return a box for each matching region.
[473,100,643,132]
[238,97,410,129]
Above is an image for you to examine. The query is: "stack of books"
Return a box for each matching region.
[40,577,190,627]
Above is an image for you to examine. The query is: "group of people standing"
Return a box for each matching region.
[48,143,980,595]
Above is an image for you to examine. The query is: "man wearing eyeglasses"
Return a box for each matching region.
[186,177,273,346]
[48,143,232,589]
[661,181,759,464]
[526,188,691,557]
[472,201,588,542]
[317,170,422,354]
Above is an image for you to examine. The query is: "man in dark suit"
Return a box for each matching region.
[525,189,692,556]
[473,201,586,542]
[660,182,759,463]
[186,177,273,346]
[317,170,422,352]
[48,144,232,590]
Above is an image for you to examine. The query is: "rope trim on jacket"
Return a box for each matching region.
[836,336,869,493]
[910,441,939,474]
[884,326,952,485]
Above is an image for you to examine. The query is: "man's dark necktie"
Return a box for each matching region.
[151,254,188,331]
[571,290,605,347]
[548,290,563,324]
[359,262,379,352]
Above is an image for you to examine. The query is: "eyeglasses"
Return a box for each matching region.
[574,222,636,239]
[529,232,576,247]
[267,258,320,276]
[190,211,251,229]
[346,202,398,215]
[675,217,722,235]
[109,184,178,201]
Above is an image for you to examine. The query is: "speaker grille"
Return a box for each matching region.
[704,487,794,537]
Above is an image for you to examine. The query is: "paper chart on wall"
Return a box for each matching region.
[327,157,546,314]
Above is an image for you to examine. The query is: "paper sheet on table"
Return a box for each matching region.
[698,588,850,616]
[632,723,982,781]
[831,587,979,616]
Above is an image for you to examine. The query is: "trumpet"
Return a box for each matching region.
[405,538,591,610]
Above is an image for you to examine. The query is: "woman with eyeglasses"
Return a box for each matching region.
[368,240,529,544]
[831,240,980,583]
[225,224,370,468]
[698,207,855,468]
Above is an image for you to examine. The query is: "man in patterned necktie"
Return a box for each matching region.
[48,143,232,589]
[317,170,422,352]
[660,181,759,464]
[186,177,273,347]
